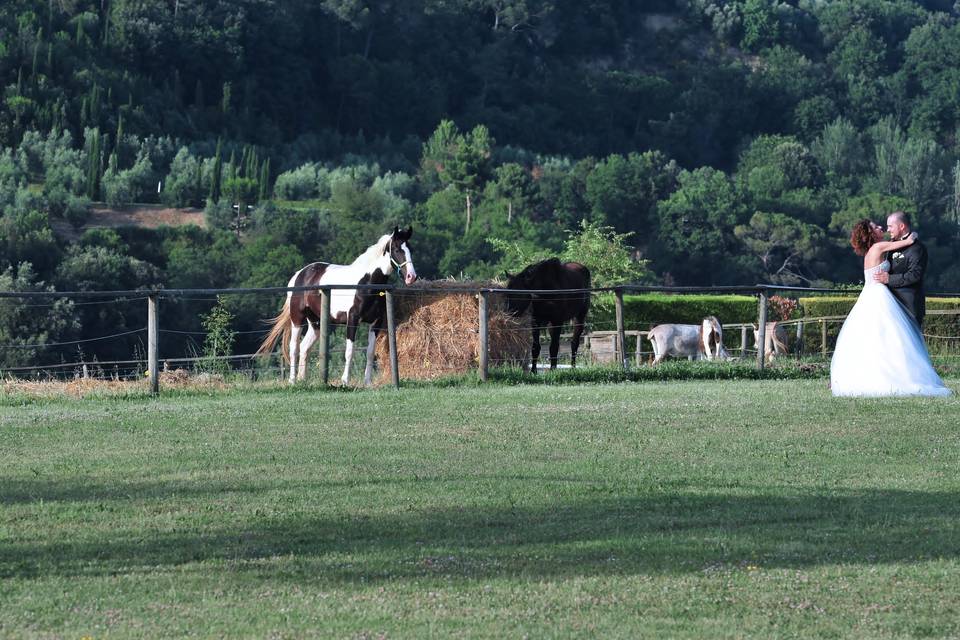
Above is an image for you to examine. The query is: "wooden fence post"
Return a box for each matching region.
[615,288,627,370]
[740,325,749,359]
[478,290,489,381]
[795,320,804,357]
[148,294,159,394]
[821,319,828,358]
[385,289,399,389]
[756,289,768,370]
[319,288,330,385]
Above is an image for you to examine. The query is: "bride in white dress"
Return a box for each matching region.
[831,219,952,397]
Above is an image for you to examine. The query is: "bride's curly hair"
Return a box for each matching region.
[850,219,875,257]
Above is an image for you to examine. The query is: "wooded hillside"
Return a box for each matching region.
[3,0,960,365]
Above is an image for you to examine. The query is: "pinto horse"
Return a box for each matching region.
[504,258,591,373]
[256,227,416,385]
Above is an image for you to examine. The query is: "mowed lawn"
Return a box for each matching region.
[2,379,960,638]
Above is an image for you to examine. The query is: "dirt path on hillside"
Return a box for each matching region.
[51,205,207,240]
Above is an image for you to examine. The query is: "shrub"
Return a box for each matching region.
[102,152,154,206]
[64,194,91,228]
[592,293,758,331]
[768,295,798,321]
[798,295,960,355]
[198,296,236,375]
[162,147,202,207]
[273,163,320,200]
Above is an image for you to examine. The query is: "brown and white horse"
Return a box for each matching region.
[257,227,416,385]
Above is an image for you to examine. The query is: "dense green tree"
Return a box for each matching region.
[734,211,826,284]
[537,157,595,229]
[828,193,915,239]
[811,117,865,190]
[0,209,60,277]
[741,0,780,52]
[584,151,679,241]
[652,167,747,285]
[486,162,539,225]
[0,262,78,368]
[420,120,494,234]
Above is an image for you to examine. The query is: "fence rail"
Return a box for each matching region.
[3,282,959,392]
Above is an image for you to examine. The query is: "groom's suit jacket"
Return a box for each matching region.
[885,239,927,327]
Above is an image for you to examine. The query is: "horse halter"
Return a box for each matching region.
[388,240,410,273]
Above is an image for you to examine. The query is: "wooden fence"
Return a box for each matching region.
[3,283,959,392]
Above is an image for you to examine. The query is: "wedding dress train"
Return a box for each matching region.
[830,261,952,397]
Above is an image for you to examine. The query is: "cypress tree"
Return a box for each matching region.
[258,158,271,202]
[194,157,203,207]
[90,84,100,124]
[87,129,100,200]
[32,28,42,80]
[115,113,123,148]
[210,138,223,202]
[240,145,249,178]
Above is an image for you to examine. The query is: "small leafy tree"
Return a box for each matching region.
[198,296,236,375]
[561,220,652,287]
[162,147,202,207]
[490,219,651,287]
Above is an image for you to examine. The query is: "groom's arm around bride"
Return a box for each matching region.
[872,211,927,327]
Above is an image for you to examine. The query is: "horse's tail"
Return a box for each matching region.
[256,299,292,364]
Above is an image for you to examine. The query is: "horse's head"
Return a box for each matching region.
[503,269,533,316]
[388,226,417,285]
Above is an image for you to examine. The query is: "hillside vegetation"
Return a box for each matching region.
[3,1,960,365]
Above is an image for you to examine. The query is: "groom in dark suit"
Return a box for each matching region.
[873,211,927,327]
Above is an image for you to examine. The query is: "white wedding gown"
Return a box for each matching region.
[831,261,952,397]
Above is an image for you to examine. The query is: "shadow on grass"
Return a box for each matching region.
[3,477,960,581]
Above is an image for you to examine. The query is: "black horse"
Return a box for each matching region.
[504,258,591,373]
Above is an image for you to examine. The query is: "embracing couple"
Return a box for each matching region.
[830,211,952,397]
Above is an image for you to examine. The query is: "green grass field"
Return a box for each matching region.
[2,378,960,638]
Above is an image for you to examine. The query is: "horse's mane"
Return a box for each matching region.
[351,234,392,269]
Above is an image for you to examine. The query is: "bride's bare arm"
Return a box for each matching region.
[870,232,916,256]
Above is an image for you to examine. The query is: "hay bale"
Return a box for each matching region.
[374,280,530,383]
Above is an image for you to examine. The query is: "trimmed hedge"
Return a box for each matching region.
[591,293,758,331]
[798,296,960,355]
[587,293,759,357]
